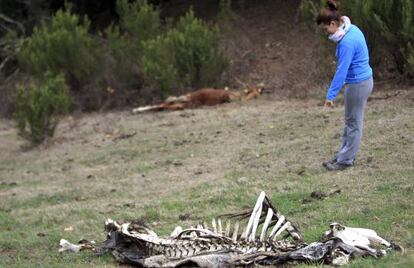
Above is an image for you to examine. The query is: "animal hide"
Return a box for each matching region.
[132,87,263,113]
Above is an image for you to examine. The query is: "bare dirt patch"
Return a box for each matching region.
[223,0,327,99]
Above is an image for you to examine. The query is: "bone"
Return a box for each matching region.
[250,201,263,241]
[332,251,350,266]
[232,221,240,242]
[59,239,83,253]
[212,218,217,234]
[350,227,390,247]
[260,208,274,241]
[273,222,291,241]
[218,218,223,234]
[170,226,183,238]
[242,191,266,240]
[189,231,197,238]
[329,223,391,253]
[203,221,209,230]
[225,220,231,237]
[269,215,285,239]
[105,218,122,230]
[132,106,156,113]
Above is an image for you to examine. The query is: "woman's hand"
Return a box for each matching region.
[323,100,334,110]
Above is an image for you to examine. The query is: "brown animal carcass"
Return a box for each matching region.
[132,87,263,113]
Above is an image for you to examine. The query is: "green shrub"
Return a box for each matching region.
[172,10,229,88]
[343,0,414,79]
[216,0,236,33]
[406,43,414,77]
[116,0,160,41]
[0,30,20,78]
[18,7,98,86]
[104,25,140,86]
[141,10,229,94]
[104,0,161,86]
[140,35,178,94]
[300,0,414,81]
[298,0,319,25]
[15,74,71,144]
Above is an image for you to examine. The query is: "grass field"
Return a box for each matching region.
[1,90,413,267]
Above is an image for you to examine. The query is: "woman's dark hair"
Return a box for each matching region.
[316,0,341,25]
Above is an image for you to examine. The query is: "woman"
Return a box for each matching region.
[317,0,373,171]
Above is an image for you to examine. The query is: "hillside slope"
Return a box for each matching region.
[1,89,413,266]
[222,0,329,98]
[1,1,413,267]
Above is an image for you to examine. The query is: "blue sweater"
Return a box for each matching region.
[326,25,373,101]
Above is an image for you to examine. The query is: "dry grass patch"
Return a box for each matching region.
[0,90,413,267]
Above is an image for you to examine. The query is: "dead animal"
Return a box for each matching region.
[132,86,263,113]
[59,191,401,267]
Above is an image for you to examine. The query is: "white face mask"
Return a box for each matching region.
[329,16,351,43]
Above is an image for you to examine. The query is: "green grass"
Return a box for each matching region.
[0,91,413,267]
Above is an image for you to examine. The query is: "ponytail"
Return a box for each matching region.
[326,0,338,11]
[316,0,341,25]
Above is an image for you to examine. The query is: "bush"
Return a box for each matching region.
[141,10,229,95]
[15,74,71,144]
[298,0,319,25]
[406,43,414,77]
[300,0,414,81]
[0,30,21,79]
[17,6,98,87]
[171,10,229,88]
[140,35,178,94]
[116,0,160,41]
[104,0,161,87]
[216,0,236,33]
[343,0,414,79]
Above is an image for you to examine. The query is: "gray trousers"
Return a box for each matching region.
[336,77,373,165]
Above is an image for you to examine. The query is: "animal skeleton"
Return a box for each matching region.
[60,191,401,267]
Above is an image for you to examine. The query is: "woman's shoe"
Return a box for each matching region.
[322,158,337,167]
[325,162,352,171]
